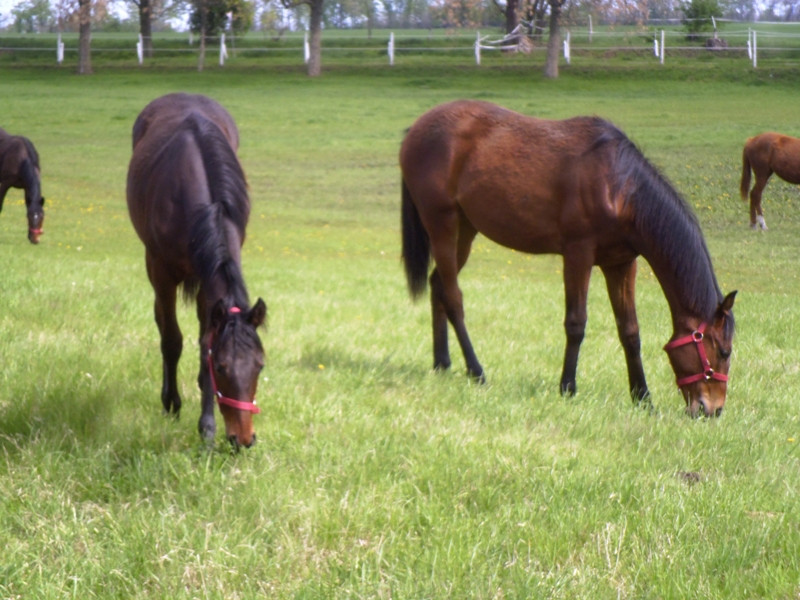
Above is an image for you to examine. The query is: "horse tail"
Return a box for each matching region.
[401,178,430,299]
[740,144,752,202]
[183,114,250,307]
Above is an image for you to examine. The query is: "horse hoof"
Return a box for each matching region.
[198,416,216,441]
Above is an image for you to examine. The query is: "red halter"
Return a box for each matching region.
[663,322,728,388]
[206,307,261,414]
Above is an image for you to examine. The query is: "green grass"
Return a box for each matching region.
[1,62,800,598]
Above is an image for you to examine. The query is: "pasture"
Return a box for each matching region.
[1,60,800,598]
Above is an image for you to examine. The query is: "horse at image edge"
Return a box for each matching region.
[0,127,45,244]
[740,131,800,230]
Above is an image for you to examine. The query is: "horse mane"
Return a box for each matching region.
[165,113,251,308]
[593,120,723,319]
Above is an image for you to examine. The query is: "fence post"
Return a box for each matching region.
[660,30,665,64]
[137,34,143,65]
[388,32,395,66]
[57,33,64,64]
[304,32,310,64]
[475,31,481,65]
[747,28,752,60]
[563,31,570,64]
[653,37,659,57]
[219,33,227,66]
[588,15,593,43]
[752,30,757,68]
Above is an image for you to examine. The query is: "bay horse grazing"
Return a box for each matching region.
[740,132,800,230]
[401,100,737,418]
[127,93,267,448]
[0,127,45,243]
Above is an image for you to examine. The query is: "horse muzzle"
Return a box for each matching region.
[28,227,43,244]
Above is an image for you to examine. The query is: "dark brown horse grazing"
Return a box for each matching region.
[740,132,800,230]
[0,127,45,243]
[401,100,737,418]
[127,93,267,448]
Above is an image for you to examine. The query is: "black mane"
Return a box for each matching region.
[165,113,251,308]
[595,121,722,320]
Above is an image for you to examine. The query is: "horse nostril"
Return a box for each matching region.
[227,435,241,451]
[714,407,724,418]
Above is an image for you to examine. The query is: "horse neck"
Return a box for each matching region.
[638,235,722,332]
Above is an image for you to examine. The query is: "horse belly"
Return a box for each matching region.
[458,190,563,254]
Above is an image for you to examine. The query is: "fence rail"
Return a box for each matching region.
[1,24,799,69]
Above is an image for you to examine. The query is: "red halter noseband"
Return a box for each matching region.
[206,307,261,414]
[663,322,728,388]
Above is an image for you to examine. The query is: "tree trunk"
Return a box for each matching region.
[504,0,519,34]
[307,0,323,76]
[78,0,92,74]
[197,2,207,72]
[544,1,561,78]
[139,0,153,58]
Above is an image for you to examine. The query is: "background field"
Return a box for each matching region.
[1,58,799,598]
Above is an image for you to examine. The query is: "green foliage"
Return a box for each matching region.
[189,0,254,36]
[681,0,723,34]
[1,63,800,598]
[10,0,53,33]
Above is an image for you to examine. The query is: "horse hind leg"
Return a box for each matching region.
[428,215,484,381]
[750,172,771,231]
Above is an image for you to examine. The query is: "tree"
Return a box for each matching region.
[190,0,254,71]
[281,0,325,76]
[492,0,521,33]
[78,0,92,73]
[130,0,155,57]
[681,0,722,35]
[12,0,54,33]
[544,0,566,78]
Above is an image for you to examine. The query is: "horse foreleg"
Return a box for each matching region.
[0,182,9,213]
[601,261,649,403]
[560,251,592,396]
[195,292,216,442]
[749,172,771,230]
[147,258,183,416]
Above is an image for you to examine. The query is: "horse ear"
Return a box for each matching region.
[210,299,228,329]
[720,291,737,314]
[715,291,737,320]
[249,298,267,328]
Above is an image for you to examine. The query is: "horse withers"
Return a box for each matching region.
[0,128,45,243]
[127,93,267,448]
[740,132,800,230]
[401,100,736,417]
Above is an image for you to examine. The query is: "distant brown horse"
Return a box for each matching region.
[0,128,44,243]
[401,100,736,417]
[740,132,800,230]
[127,93,267,448]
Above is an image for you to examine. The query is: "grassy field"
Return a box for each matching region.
[1,60,800,598]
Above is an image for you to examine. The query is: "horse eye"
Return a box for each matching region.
[719,348,731,360]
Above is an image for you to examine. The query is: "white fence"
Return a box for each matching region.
[2,23,800,69]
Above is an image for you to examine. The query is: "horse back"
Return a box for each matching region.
[745,132,800,184]
[400,100,625,254]
[0,128,39,184]
[126,95,246,278]
[132,93,239,151]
